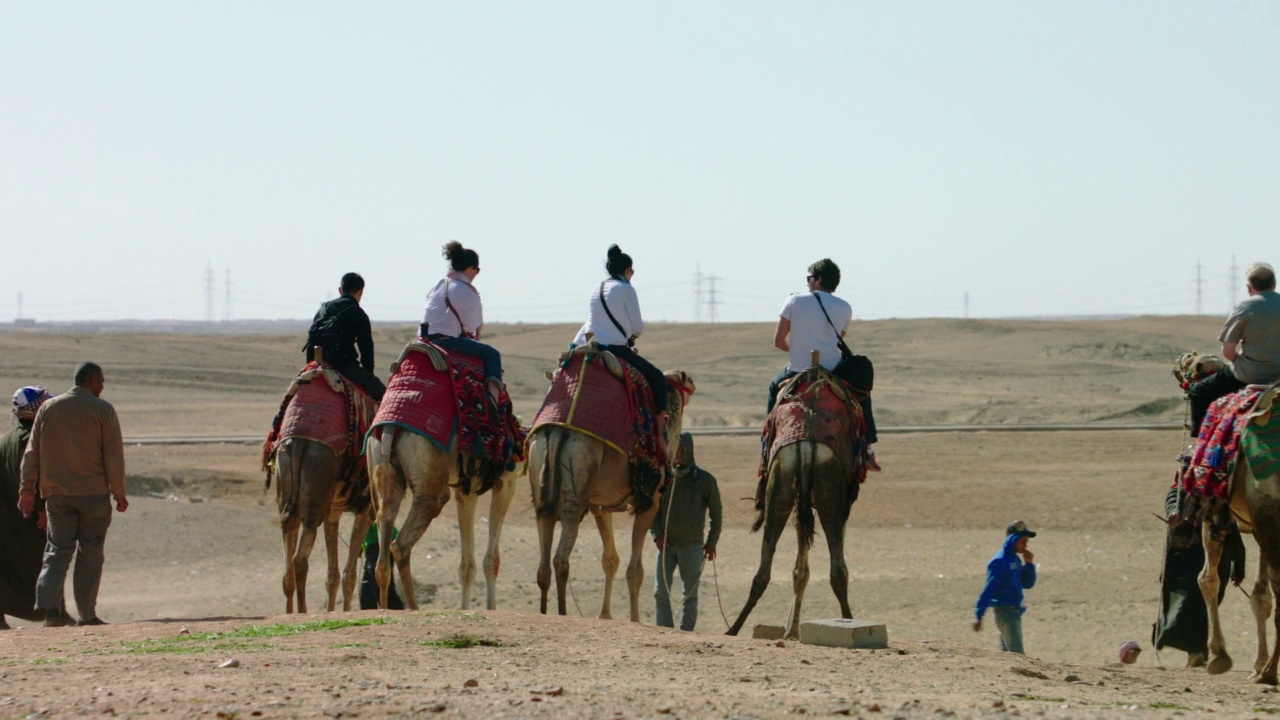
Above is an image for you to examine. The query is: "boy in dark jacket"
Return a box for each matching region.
[973,520,1038,654]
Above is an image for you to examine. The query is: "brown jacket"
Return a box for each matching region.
[19,387,126,499]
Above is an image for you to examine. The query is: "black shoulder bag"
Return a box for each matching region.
[813,292,873,393]
[599,281,635,348]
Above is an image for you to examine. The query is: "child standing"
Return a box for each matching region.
[972,520,1038,654]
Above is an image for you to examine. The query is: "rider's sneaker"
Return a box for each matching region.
[865,450,882,472]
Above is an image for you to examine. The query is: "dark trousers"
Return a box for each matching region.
[430,335,504,381]
[601,345,669,412]
[1188,367,1246,438]
[767,367,878,444]
[337,363,386,401]
[36,494,112,621]
[359,543,403,610]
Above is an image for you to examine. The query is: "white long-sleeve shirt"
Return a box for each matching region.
[422,271,483,338]
[583,277,644,346]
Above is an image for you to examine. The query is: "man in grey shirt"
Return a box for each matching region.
[1188,263,1280,436]
[651,433,722,631]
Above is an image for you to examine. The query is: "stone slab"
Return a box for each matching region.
[799,619,888,649]
[751,624,785,640]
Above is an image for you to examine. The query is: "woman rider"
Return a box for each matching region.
[422,241,505,406]
[581,244,670,430]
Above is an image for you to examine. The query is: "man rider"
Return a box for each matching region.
[303,272,386,401]
[1187,262,1280,437]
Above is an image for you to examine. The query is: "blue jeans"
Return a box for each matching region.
[654,543,704,631]
[430,335,503,381]
[993,605,1025,654]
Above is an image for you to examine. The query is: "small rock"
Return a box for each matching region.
[1063,674,1080,682]
[530,685,563,697]
[868,703,881,712]
[897,649,907,655]
[656,705,673,714]
[992,700,1005,708]
[463,679,479,688]
[178,626,190,635]
[218,659,240,669]
[775,641,786,648]
[801,659,812,665]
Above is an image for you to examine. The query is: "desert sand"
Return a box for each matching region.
[2,316,1276,718]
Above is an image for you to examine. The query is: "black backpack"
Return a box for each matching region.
[304,300,357,364]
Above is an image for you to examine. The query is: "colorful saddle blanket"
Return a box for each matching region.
[1241,384,1280,482]
[531,350,666,514]
[1183,385,1265,500]
[368,341,524,495]
[760,367,867,482]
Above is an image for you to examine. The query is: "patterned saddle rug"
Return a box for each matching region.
[261,362,379,506]
[367,341,524,496]
[1182,385,1266,501]
[754,366,867,530]
[531,345,667,515]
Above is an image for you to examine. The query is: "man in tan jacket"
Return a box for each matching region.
[17,362,128,627]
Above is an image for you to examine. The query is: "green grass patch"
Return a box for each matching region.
[123,617,392,655]
[424,611,487,621]
[420,634,501,649]
[1151,702,1191,710]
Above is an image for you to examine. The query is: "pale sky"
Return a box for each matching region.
[2,2,1277,323]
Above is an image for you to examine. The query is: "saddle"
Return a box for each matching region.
[261,360,379,490]
[368,340,523,495]
[532,341,669,514]
[1181,385,1267,517]
[753,366,867,531]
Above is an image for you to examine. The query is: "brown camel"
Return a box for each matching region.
[727,367,865,639]
[272,436,371,614]
[364,427,523,611]
[528,369,694,622]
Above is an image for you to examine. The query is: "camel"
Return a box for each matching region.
[364,427,523,611]
[272,436,372,614]
[528,369,694,622]
[727,367,865,639]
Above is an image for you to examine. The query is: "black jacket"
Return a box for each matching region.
[304,295,375,371]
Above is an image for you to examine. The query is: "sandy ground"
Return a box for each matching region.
[2,317,1275,718]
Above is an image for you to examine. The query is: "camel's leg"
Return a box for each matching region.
[1200,521,1232,674]
[371,457,405,611]
[626,503,660,623]
[536,514,555,615]
[784,527,812,640]
[552,505,588,616]
[281,521,300,614]
[593,509,619,619]
[816,495,854,620]
[483,474,517,611]
[455,488,478,611]
[342,509,373,612]
[1253,521,1280,685]
[394,479,450,612]
[293,524,321,614]
[323,510,341,612]
[727,463,798,635]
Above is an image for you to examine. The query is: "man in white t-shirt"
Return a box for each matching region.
[766,259,879,457]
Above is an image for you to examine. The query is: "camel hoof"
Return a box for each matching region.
[1187,653,1207,668]
[1253,672,1279,686]
[1207,654,1234,675]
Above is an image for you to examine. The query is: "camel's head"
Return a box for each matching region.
[1174,351,1225,389]
[664,370,695,418]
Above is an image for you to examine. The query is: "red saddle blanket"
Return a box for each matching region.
[275,368,375,456]
[531,351,666,514]
[1183,386,1266,500]
[369,343,524,495]
[760,368,867,481]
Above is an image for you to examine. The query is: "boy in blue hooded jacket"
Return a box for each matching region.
[972,520,1038,654]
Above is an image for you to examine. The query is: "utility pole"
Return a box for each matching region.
[705,274,722,323]
[1228,255,1239,311]
[964,291,969,319]
[204,262,216,322]
[223,266,233,322]
[1194,261,1204,316]
[693,265,704,322]
[16,291,23,321]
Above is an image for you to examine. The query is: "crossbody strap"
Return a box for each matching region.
[599,280,630,343]
[812,292,852,355]
[444,280,478,340]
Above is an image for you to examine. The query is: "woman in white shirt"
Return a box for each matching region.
[581,244,669,414]
[421,241,504,404]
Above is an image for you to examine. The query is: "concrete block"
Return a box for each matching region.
[751,624,785,640]
[799,619,888,649]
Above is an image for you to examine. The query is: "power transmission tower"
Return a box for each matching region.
[693,266,704,322]
[1194,261,1204,316]
[1228,255,1239,311]
[224,265,234,320]
[204,262,216,322]
[16,291,23,321]
[964,291,969,319]
[705,274,722,323]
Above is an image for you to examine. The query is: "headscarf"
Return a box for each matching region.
[12,386,52,421]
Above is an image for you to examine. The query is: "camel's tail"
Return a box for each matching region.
[796,442,817,549]
[534,429,563,519]
[277,439,302,525]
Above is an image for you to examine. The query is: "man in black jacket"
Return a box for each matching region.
[304,272,385,400]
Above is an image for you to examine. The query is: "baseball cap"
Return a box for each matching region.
[1006,520,1037,538]
[13,386,47,407]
